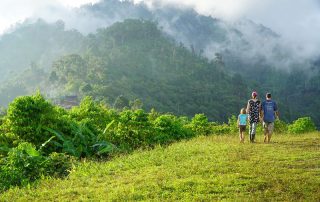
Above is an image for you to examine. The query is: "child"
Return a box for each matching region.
[237,108,248,143]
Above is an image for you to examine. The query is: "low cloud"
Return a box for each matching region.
[1,0,319,62]
[0,0,100,34]
[135,0,320,59]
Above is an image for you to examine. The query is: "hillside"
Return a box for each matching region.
[0,19,247,121]
[0,0,319,125]
[49,19,249,120]
[53,0,320,126]
[0,19,85,79]
[1,133,319,201]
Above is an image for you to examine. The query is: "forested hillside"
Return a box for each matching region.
[49,19,247,120]
[0,19,85,78]
[79,0,320,125]
[0,0,319,125]
[0,20,85,106]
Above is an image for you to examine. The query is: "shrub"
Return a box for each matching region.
[274,119,288,134]
[189,114,210,135]
[44,121,100,158]
[3,93,57,145]
[0,133,21,155]
[47,152,75,178]
[153,114,194,144]
[211,122,231,135]
[101,109,154,150]
[69,96,117,134]
[0,142,73,191]
[288,117,317,134]
[228,115,238,134]
[148,108,160,122]
[2,93,72,153]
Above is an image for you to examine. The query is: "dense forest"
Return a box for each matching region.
[0,0,319,126]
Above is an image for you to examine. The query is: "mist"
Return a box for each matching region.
[1,0,320,66]
[0,0,100,34]
[134,0,320,58]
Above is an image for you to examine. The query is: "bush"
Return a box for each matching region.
[228,115,238,134]
[101,109,154,150]
[3,93,57,144]
[189,114,210,135]
[100,110,194,150]
[274,119,288,134]
[288,117,317,134]
[2,93,71,153]
[69,96,117,134]
[211,122,231,135]
[0,133,21,156]
[47,152,75,178]
[153,114,194,144]
[44,121,101,158]
[0,142,73,191]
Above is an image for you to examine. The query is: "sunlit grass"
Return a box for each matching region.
[1,132,319,201]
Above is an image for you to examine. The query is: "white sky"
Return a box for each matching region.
[0,0,320,56]
[0,0,100,33]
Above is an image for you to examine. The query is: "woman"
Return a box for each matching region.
[246,91,261,143]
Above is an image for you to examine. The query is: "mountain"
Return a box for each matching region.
[0,0,319,126]
[0,19,85,81]
[49,19,247,121]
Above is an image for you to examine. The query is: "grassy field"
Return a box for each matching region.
[1,132,319,201]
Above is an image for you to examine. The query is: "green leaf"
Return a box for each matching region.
[25,144,40,157]
[43,126,66,142]
[39,136,56,151]
[103,120,115,134]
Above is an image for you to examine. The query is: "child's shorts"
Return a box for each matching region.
[239,125,246,132]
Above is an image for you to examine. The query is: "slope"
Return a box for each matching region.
[80,0,320,126]
[49,19,247,121]
[1,133,319,201]
[0,19,85,81]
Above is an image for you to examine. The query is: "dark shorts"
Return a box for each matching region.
[239,125,246,132]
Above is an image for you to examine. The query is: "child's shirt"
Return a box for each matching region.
[238,114,247,126]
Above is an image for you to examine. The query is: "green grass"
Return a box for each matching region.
[1,133,319,201]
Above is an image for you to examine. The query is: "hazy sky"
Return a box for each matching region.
[135,0,320,57]
[0,0,99,33]
[0,0,319,56]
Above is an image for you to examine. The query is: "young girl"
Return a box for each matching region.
[238,108,248,143]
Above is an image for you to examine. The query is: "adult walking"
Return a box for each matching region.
[261,93,279,143]
[246,91,261,143]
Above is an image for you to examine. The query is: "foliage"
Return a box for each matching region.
[44,121,99,158]
[274,119,288,134]
[1,92,78,154]
[101,109,154,150]
[3,92,58,146]
[47,152,75,178]
[0,142,73,191]
[0,133,21,155]
[0,3,319,128]
[48,19,243,124]
[0,93,318,193]
[228,115,238,134]
[288,117,317,134]
[189,114,210,135]
[1,16,319,128]
[69,96,117,134]
[211,122,231,135]
[152,114,194,144]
